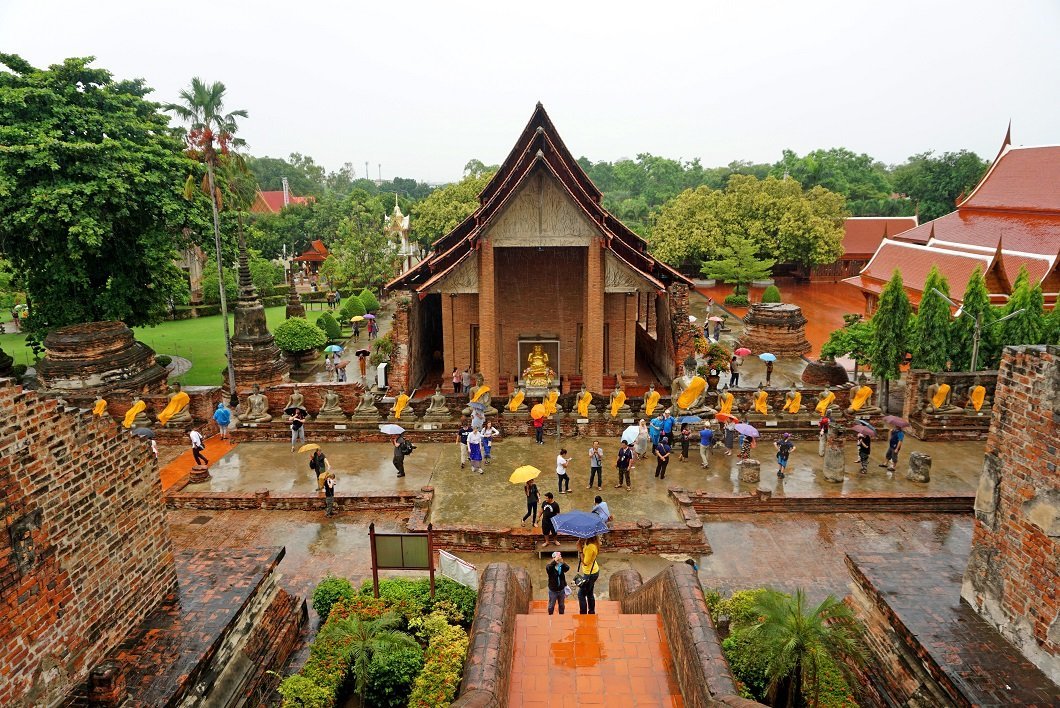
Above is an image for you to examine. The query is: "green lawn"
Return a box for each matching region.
[0,307,337,385]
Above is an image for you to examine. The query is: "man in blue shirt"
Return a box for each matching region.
[699,422,715,469]
[654,439,672,480]
[660,410,675,445]
[615,441,635,490]
[881,427,905,471]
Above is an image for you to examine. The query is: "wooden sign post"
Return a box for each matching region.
[368,522,435,598]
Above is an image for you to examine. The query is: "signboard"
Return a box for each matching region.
[369,523,435,597]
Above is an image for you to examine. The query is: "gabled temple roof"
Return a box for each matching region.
[841,216,918,257]
[250,189,313,214]
[387,104,691,293]
[293,240,329,263]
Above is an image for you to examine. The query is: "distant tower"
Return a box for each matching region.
[281,176,290,207]
[385,194,416,273]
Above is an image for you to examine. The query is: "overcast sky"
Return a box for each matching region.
[2,0,1058,184]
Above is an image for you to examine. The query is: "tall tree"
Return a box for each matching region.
[770,147,893,202]
[998,266,1044,347]
[892,150,990,222]
[0,54,204,342]
[948,268,995,371]
[701,235,776,297]
[911,266,952,371]
[820,314,875,378]
[410,172,492,249]
[870,270,911,412]
[165,77,248,397]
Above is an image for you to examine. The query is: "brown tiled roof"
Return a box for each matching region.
[841,217,918,257]
[293,240,329,262]
[960,145,1060,213]
[854,240,994,302]
[387,104,691,293]
[251,190,313,214]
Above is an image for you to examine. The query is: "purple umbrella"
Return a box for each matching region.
[363,313,377,319]
[851,425,876,438]
[734,423,759,438]
[882,415,909,428]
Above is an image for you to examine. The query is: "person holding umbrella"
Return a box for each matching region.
[289,407,307,452]
[723,418,736,456]
[309,448,330,490]
[729,356,740,387]
[678,423,692,462]
[881,418,907,472]
[857,430,872,473]
[616,440,635,490]
[392,432,412,477]
[355,348,370,381]
[577,536,602,615]
[774,432,795,479]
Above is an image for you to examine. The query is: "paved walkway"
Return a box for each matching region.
[159,435,237,491]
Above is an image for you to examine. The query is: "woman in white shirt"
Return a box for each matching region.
[556,448,571,494]
[481,420,500,465]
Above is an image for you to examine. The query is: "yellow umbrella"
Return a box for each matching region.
[297,443,321,453]
[350,316,366,322]
[530,403,547,420]
[509,465,542,484]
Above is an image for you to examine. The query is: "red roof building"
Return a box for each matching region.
[292,240,330,274]
[249,189,312,214]
[844,136,1060,312]
[809,216,918,281]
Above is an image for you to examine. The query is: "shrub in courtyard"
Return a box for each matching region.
[275,674,333,708]
[407,617,470,708]
[761,285,782,303]
[312,575,357,623]
[358,577,477,627]
[724,294,749,307]
[155,354,173,368]
[316,311,342,341]
[358,287,380,312]
[340,295,366,322]
[275,317,327,353]
[364,643,424,708]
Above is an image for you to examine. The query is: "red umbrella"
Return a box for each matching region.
[715,412,740,423]
[882,415,909,428]
[734,347,752,357]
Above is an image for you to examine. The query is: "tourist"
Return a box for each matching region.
[881,426,905,472]
[712,321,721,340]
[189,427,208,467]
[335,357,348,382]
[634,418,650,459]
[577,536,601,615]
[457,417,471,469]
[738,433,755,460]
[699,421,714,469]
[532,413,544,444]
[324,472,336,517]
[616,440,634,490]
[334,291,341,309]
[467,427,484,474]
[545,551,570,615]
[587,440,604,490]
[310,449,330,490]
[325,354,336,381]
[541,492,561,546]
[648,415,663,451]
[723,420,736,456]
[774,433,795,479]
[660,409,675,445]
[729,357,740,387]
[289,407,307,452]
[392,433,413,477]
[460,367,472,393]
[654,437,671,480]
[765,360,773,386]
[212,402,231,440]
[470,406,485,431]
[591,495,613,527]
[352,321,360,340]
[678,423,692,462]
[481,419,500,464]
[522,478,540,527]
[452,367,461,393]
[326,291,335,309]
[857,431,871,474]
[556,448,571,494]
[357,351,368,381]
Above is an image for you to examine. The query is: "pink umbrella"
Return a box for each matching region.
[734,347,752,357]
[363,313,377,319]
[708,316,725,323]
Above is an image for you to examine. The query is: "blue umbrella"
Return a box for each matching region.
[758,352,777,362]
[550,511,611,539]
[676,415,702,425]
[325,345,344,354]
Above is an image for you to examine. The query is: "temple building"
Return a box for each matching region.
[386,104,693,395]
[806,216,918,281]
[292,239,330,277]
[249,177,313,214]
[844,133,1060,312]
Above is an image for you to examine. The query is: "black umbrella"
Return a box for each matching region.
[285,407,308,416]
[131,427,155,439]
[355,349,371,357]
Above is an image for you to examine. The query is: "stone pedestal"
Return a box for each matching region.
[88,661,126,707]
[823,437,845,482]
[37,321,169,408]
[801,359,849,387]
[740,303,811,357]
[906,452,931,483]
[189,466,211,484]
[738,459,761,483]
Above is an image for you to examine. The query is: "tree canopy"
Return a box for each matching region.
[998,266,1045,348]
[0,54,205,339]
[870,270,911,384]
[910,266,952,371]
[821,314,875,376]
[948,268,995,371]
[701,235,775,296]
[409,172,493,249]
[892,150,990,222]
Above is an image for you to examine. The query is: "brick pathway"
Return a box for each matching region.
[159,435,237,491]
[508,600,683,708]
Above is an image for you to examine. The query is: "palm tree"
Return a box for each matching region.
[747,589,865,707]
[318,612,417,702]
[165,78,248,401]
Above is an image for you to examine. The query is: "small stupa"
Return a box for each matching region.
[229,231,290,391]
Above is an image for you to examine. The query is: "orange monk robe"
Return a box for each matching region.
[470,386,490,403]
[544,390,559,416]
[644,390,661,417]
[576,390,593,417]
[932,384,952,409]
[393,393,410,420]
[815,392,835,416]
[610,391,627,418]
[969,385,986,411]
[717,392,734,416]
[676,376,706,410]
[92,399,108,416]
[508,390,525,412]
[157,391,190,425]
[753,390,769,414]
[122,400,146,429]
[849,386,872,411]
[783,392,802,414]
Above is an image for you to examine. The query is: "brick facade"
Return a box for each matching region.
[0,379,176,706]
[962,345,1060,684]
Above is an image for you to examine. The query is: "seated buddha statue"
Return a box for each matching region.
[964,378,992,415]
[846,378,882,416]
[423,386,451,419]
[782,388,802,415]
[506,386,528,415]
[157,383,193,426]
[123,397,152,429]
[285,389,306,412]
[462,373,498,416]
[923,378,962,415]
[239,384,272,423]
[92,397,108,417]
[576,385,597,418]
[671,360,713,415]
[352,390,381,419]
[522,345,555,388]
[391,390,412,420]
[316,389,348,422]
[609,384,632,418]
[717,390,735,418]
[815,387,839,417]
[751,384,772,415]
[643,383,661,418]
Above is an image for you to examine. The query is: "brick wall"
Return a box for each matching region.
[444,294,479,378]
[689,489,973,515]
[0,379,176,706]
[388,300,411,392]
[961,345,1060,684]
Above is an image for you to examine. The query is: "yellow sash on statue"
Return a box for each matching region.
[718,391,734,416]
[122,400,146,429]
[470,386,490,403]
[157,391,190,425]
[577,390,593,417]
[754,391,769,414]
[394,393,410,420]
[815,392,835,416]
[677,376,706,410]
[508,390,525,412]
[849,386,872,412]
[644,390,661,417]
[932,384,951,409]
[544,390,559,416]
[783,392,802,414]
[610,391,627,418]
[92,399,108,416]
[969,385,986,412]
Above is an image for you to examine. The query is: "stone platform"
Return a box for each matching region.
[908,411,991,441]
[845,552,1060,706]
[61,548,307,707]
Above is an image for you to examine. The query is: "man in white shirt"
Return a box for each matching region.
[189,428,207,466]
[556,448,571,494]
[587,441,604,490]
[591,495,613,526]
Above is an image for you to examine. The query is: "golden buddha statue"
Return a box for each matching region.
[522,345,555,387]
[752,384,772,415]
[846,378,881,415]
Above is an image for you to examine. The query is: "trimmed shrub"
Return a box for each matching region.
[358,287,380,312]
[154,355,173,368]
[724,294,750,307]
[275,317,327,353]
[276,674,333,708]
[761,285,782,303]
[12,363,27,378]
[311,575,357,623]
[342,295,366,321]
[357,577,477,627]
[363,643,424,708]
[316,311,342,341]
[262,295,287,308]
[407,621,470,708]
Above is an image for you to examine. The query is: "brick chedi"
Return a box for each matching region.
[962,345,1060,684]
[0,378,176,705]
[739,303,811,356]
[230,234,289,392]
[36,321,169,408]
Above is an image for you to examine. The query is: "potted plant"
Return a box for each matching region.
[700,342,732,391]
[274,317,327,370]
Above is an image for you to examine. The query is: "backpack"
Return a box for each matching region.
[400,438,415,455]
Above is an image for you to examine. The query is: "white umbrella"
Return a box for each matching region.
[688,315,698,323]
[379,423,405,435]
[621,425,640,444]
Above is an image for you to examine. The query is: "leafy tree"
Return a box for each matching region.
[410,172,492,249]
[318,211,397,293]
[463,158,499,178]
[316,311,342,341]
[0,54,204,340]
[245,153,326,196]
[998,266,1045,347]
[0,259,22,310]
[870,270,911,412]
[892,150,990,222]
[747,589,865,708]
[911,266,952,371]
[316,612,418,704]
[948,268,995,371]
[274,316,327,353]
[358,287,380,312]
[770,147,892,202]
[651,175,845,270]
[761,285,782,303]
[821,315,875,378]
[701,236,776,297]
[1044,307,1060,345]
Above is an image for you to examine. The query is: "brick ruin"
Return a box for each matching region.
[0,378,176,706]
[738,302,811,357]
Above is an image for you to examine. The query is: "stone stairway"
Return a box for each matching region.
[507,600,684,707]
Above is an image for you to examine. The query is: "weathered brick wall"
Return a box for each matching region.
[961,345,1060,684]
[689,489,973,515]
[443,293,479,379]
[261,382,367,416]
[0,378,176,706]
[387,300,411,393]
[902,368,999,421]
